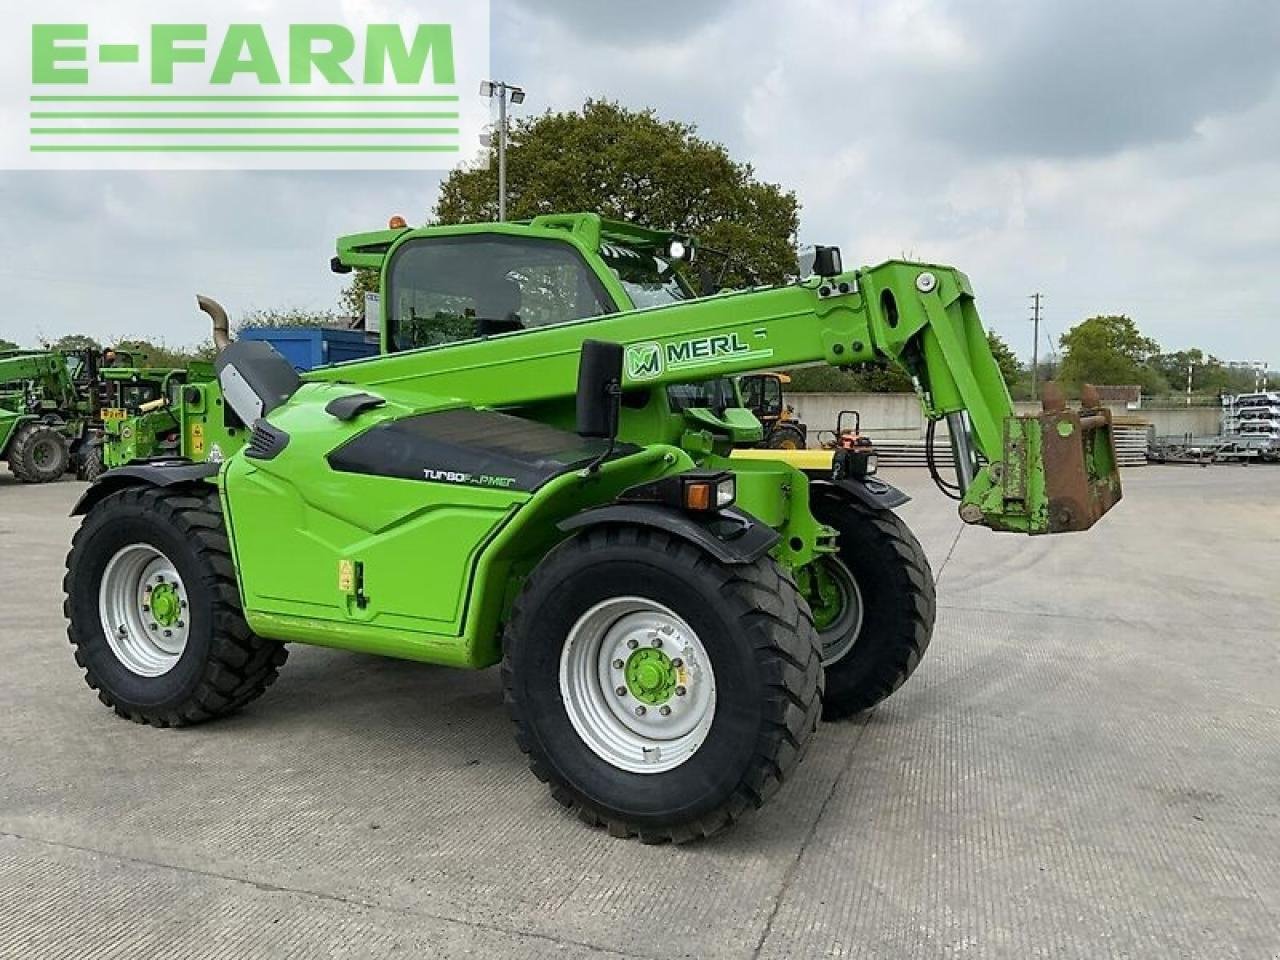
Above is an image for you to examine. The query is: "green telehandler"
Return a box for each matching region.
[0,348,96,483]
[64,213,1121,842]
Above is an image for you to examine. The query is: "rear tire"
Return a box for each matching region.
[63,484,286,727]
[503,526,822,843]
[76,437,105,482]
[9,422,69,483]
[766,424,807,450]
[807,492,935,720]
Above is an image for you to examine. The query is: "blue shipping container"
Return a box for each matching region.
[239,328,379,372]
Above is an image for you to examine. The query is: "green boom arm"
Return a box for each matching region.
[313,225,1120,534]
[0,351,77,405]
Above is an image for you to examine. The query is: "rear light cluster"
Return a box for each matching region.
[833,447,877,480]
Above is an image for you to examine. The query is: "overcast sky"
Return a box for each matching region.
[2,0,1278,367]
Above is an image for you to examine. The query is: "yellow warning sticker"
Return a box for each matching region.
[337,559,355,592]
[190,423,205,455]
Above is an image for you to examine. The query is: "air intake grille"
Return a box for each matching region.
[245,420,289,461]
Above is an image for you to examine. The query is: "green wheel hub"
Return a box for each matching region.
[799,557,864,666]
[799,561,844,632]
[625,647,678,705]
[148,582,181,628]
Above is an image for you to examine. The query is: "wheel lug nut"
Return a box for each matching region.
[612,658,624,669]
[659,705,671,717]
[141,604,149,612]
[634,706,646,716]
[651,638,662,648]
[671,658,683,668]
[627,638,638,649]
[615,686,627,697]
[675,686,686,697]
[177,621,185,628]
[163,630,172,638]
[149,623,158,631]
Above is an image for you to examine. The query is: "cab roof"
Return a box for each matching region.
[333,212,690,274]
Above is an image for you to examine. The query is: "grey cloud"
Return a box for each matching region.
[912,0,1280,158]
[2,0,1278,367]
[499,0,733,43]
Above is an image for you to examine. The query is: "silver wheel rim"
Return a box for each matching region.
[818,560,864,667]
[98,544,190,677]
[559,597,717,775]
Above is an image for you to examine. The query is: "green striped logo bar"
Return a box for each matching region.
[9,3,490,170]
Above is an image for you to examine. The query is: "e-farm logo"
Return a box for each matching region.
[5,1,490,171]
[625,334,774,382]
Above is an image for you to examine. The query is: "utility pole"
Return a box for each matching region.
[479,81,527,222]
[1029,293,1043,400]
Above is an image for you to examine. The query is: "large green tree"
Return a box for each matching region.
[986,331,1023,392]
[433,99,800,286]
[0,337,20,352]
[1058,315,1164,392]
[1146,348,1265,397]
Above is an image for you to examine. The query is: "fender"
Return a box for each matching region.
[808,475,911,511]
[559,503,780,565]
[70,460,220,517]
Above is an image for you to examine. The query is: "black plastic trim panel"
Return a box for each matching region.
[70,460,220,516]
[325,392,386,421]
[327,408,636,492]
[809,476,911,510]
[559,504,780,565]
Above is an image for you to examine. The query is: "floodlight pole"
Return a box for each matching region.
[498,89,507,221]
[482,80,525,222]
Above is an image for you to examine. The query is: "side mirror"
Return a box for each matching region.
[812,245,843,278]
[576,340,624,439]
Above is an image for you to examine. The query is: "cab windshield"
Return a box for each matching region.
[600,244,693,309]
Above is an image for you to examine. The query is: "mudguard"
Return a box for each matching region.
[559,503,780,565]
[809,476,911,511]
[70,460,220,516]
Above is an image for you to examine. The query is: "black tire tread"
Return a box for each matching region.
[63,484,286,727]
[766,424,807,449]
[501,527,822,844]
[9,422,69,484]
[77,441,106,483]
[816,492,935,719]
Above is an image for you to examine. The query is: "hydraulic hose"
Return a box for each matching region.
[925,419,963,501]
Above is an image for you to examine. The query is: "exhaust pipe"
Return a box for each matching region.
[197,295,231,351]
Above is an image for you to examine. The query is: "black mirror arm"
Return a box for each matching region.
[582,380,622,475]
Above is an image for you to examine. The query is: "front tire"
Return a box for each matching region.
[63,484,287,726]
[9,422,69,483]
[805,492,936,720]
[503,526,822,843]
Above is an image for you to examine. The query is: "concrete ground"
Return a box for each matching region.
[1,467,1277,959]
